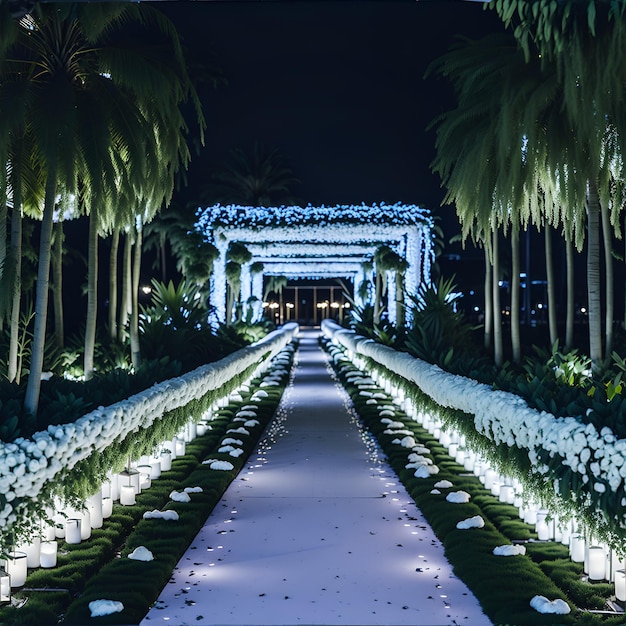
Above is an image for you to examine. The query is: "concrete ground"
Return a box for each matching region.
[140,330,491,626]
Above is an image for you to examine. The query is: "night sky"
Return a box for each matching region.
[161,0,505,240]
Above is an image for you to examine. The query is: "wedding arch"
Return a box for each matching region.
[195,203,434,324]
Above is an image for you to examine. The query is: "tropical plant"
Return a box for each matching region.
[202,142,301,207]
[405,276,479,369]
[0,3,205,425]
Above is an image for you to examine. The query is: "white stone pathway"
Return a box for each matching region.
[141,330,491,626]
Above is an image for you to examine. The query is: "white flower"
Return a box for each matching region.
[456,515,484,529]
[529,596,570,615]
[446,491,471,503]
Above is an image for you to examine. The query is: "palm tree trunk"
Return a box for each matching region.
[23,171,57,426]
[130,223,142,369]
[119,232,132,341]
[492,229,503,366]
[601,200,614,356]
[586,179,603,372]
[52,221,64,350]
[511,225,521,363]
[395,271,405,330]
[483,245,493,352]
[545,223,558,346]
[84,211,98,380]
[109,228,120,341]
[565,233,575,351]
[7,191,22,383]
[0,183,7,333]
[374,271,382,326]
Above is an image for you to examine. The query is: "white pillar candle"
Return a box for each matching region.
[160,451,172,472]
[524,506,538,526]
[149,460,162,480]
[454,448,465,465]
[42,521,56,541]
[80,510,91,540]
[6,551,27,587]
[54,514,65,539]
[483,469,498,490]
[102,497,113,519]
[0,569,10,602]
[463,453,475,472]
[186,421,197,442]
[535,510,552,541]
[40,541,58,568]
[499,485,515,505]
[170,437,179,460]
[101,481,111,499]
[560,519,572,546]
[175,439,186,457]
[137,465,152,489]
[120,485,136,506]
[196,423,207,437]
[87,492,103,529]
[570,534,585,563]
[65,518,82,545]
[588,546,605,581]
[615,569,626,602]
[17,538,40,569]
[108,473,120,501]
[490,480,502,497]
[448,443,458,458]
[139,471,151,491]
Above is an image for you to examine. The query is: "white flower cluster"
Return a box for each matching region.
[0,325,298,530]
[322,321,626,523]
[197,202,432,231]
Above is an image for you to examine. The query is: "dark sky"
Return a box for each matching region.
[161,0,506,238]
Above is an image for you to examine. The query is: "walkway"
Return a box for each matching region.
[141,330,491,626]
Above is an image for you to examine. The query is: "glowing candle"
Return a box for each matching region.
[6,551,27,587]
[40,541,58,568]
[499,485,515,505]
[87,492,103,529]
[160,451,172,472]
[80,510,91,540]
[120,485,136,506]
[588,546,605,581]
[17,538,40,569]
[0,568,10,602]
[175,439,186,457]
[483,469,498,490]
[65,518,82,545]
[615,569,626,602]
[570,534,585,563]
[149,460,161,480]
[535,510,551,541]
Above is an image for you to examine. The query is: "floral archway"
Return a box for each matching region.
[195,203,434,324]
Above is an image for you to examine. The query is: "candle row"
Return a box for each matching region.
[368,367,626,606]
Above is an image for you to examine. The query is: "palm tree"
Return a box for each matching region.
[225,242,252,324]
[431,21,626,371]
[203,142,301,207]
[0,3,205,420]
[490,0,626,372]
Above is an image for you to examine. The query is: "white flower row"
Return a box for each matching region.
[197,202,432,231]
[322,321,626,523]
[0,323,299,529]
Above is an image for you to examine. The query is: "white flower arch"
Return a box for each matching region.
[195,202,434,323]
